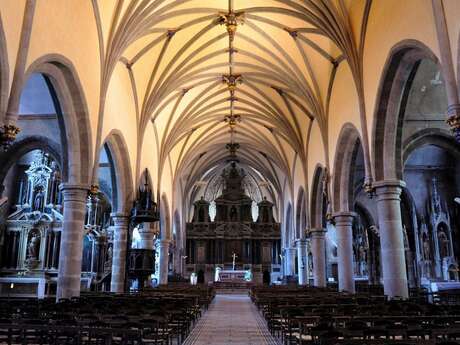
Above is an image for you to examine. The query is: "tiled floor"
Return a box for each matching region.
[183,294,280,345]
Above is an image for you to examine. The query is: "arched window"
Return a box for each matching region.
[19,74,58,115]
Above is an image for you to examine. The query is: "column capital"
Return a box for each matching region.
[332,211,356,226]
[308,228,327,238]
[59,183,89,200]
[0,123,21,150]
[374,180,405,201]
[373,179,405,190]
[59,182,90,190]
[284,247,296,253]
[110,213,130,226]
[295,238,308,246]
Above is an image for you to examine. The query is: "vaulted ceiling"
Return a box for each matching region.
[93,0,371,204]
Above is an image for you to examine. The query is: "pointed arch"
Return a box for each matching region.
[285,201,293,246]
[0,136,61,187]
[372,40,439,181]
[295,186,306,239]
[402,129,460,163]
[332,123,362,212]
[310,164,326,229]
[103,130,134,214]
[23,54,93,185]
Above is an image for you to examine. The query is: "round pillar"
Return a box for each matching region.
[374,180,409,299]
[333,212,355,293]
[296,239,309,285]
[310,229,327,287]
[158,239,170,285]
[110,213,129,293]
[56,183,88,300]
[284,247,296,277]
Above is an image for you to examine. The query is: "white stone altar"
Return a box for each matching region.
[219,270,247,282]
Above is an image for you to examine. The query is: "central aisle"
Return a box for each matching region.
[183,294,280,345]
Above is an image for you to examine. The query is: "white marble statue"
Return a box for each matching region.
[244,269,252,282]
[214,266,222,282]
[190,272,197,285]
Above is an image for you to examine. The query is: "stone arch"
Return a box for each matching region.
[372,40,439,181]
[295,186,306,238]
[402,129,460,164]
[103,130,134,214]
[285,202,293,246]
[399,187,418,252]
[160,193,171,240]
[332,123,362,212]
[354,202,375,228]
[310,164,326,229]
[0,135,62,189]
[0,16,9,116]
[23,54,92,185]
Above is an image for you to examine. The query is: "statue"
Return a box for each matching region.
[423,235,431,260]
[358,244,367,275]
[308,253,313,275]
[106,245,113,262]
[244,269,252,282]
[190,272,197,285]
[33,187,45,211]
[27,232,40,259]
[439,231,449,258]
[214,266,221,282]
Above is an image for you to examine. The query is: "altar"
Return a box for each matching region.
[219,270,247,282]
[185,162,281,285]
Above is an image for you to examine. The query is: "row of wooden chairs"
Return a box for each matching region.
[0,285,214,345]
[250,285,460,345]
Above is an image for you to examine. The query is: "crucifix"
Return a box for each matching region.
[232,252,238,271]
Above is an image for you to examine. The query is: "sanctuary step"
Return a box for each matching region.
[213,281,253,294]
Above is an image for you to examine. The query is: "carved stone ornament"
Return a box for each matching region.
[0,124,20,151]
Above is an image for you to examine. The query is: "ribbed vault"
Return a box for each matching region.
[92,0,372,209]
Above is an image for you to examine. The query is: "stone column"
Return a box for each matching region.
[56,184,88,300]
[310,229,327,287]
[296,239,309,285]
[158,239,170,285]
[374,180,409,299]
[333,212,355,293]
[284,247,296,277]
[110,213,129,293]
[174,247,184,275]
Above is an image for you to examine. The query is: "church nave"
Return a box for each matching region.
[3,1,460,344]
[184,294,279,345]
